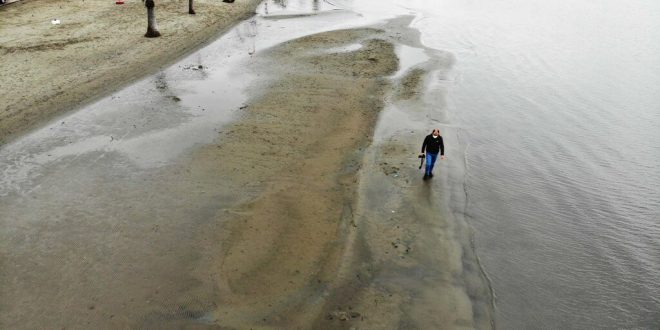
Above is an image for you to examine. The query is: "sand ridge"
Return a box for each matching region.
[203,27,399,328]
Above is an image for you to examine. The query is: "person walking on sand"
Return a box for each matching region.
[420,128,445,180]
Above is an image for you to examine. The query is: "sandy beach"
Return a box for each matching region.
[0,0,261,144]
[1,1,494,328]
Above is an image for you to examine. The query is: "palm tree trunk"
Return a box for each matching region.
[145,0,161,38]
[188,0,195,14]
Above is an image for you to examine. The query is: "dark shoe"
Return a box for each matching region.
[423,174,429,180]
[429,173,434,178]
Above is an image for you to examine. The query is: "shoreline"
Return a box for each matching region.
[0,0,262,145]
[310,20,496,328]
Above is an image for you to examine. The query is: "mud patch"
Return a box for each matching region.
[396,67,426,100]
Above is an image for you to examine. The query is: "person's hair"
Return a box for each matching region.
[431,128,440,135]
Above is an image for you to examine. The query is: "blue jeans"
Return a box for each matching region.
[425,152,438,176]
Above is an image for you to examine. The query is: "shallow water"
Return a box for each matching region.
[338,0,660,327]
[388,0,660,328]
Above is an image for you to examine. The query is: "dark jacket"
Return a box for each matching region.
[422,134,444,155]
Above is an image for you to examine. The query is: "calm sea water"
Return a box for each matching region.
[393,0,660,328]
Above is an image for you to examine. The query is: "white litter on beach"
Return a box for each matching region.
[51,19,61,25]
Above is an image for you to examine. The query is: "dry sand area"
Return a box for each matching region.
[0,0,261,144]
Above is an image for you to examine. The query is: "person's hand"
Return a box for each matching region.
[441,155,446,160]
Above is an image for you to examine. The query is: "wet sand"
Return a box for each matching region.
[0,4,494,328]
[0,0,261,145]
[205,16,495,326]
